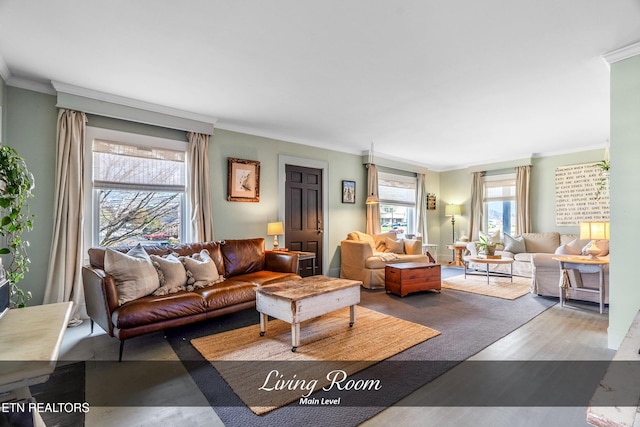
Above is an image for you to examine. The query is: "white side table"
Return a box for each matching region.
[552,255,608,314]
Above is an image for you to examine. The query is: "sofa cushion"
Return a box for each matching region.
[503,233,526,254]
[196,280,259,310]
[385,237,405,254]
[112,291,207,328]
[150,254,188,295]
[104,244,160,306]
[227,270,299,286]
[221,238,265,277]
[522,232,560,253]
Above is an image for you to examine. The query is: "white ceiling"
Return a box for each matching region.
[1,1,639,171]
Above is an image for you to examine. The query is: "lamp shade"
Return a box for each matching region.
[579,221,610,240]
[444,204,461,216]
[267,221,284,236]
[365,194,379,205]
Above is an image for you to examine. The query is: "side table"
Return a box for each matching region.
[552,255,608,314]
[446,243,468,267]
[282,250,317,276]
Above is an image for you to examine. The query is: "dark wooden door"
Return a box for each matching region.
[285,165,323,276]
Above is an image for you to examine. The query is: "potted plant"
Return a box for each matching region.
[477,235,497,256]
[0,146,35,308]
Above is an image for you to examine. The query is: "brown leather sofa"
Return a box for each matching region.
[82,238,300,360]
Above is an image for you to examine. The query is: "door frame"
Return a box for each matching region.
[278,155,329,275]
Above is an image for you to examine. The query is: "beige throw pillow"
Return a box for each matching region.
[150,254,188,296]
[404,239,422,255]
[180,249,224,288]
[385,237,405,254]
[104,244,160,305]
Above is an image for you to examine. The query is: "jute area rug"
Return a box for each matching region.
[441,273,531,300]
[191,306,440,415]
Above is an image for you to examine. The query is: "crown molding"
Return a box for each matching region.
[602,41,640,64]
[51,81,217,127]
[6,76,55,95]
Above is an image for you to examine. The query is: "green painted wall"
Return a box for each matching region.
[5,87,57,306]
[608,53,640,349]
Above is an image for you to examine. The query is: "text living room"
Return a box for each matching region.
[2,4,640,427]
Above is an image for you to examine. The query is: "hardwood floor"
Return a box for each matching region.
[361,303,613,427]
[58,299,611,427]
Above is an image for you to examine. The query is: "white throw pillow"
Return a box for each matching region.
[180,249,221,283]
[104,244,160,305]
[150,254,188,295]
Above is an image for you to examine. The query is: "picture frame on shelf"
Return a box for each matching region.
[342,180,356,204]
[227,158,260,202]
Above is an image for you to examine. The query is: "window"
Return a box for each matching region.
[378,172,417,237]
[483,174,516,236]
[87,128,188,248]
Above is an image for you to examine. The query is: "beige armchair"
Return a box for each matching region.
[340,231,434,289]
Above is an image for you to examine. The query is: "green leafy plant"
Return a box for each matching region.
[477,235,497,256]
[0,146,35,308]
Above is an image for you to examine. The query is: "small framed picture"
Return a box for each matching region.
[227,158,260,202]
[342,180,356,204]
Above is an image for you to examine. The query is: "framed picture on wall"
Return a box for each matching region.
[227,158,260,202]
[342,180,356,204]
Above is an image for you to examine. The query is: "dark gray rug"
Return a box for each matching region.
[165,270,557,427]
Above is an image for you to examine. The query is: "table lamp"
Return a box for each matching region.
[579,221,610,259]
[267,221,285,249]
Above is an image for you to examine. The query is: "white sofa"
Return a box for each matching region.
[466,231,610,303]
[340,231,433,289]
[466,232,571,278]
[531,244,610,304]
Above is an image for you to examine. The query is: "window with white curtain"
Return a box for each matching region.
[86,127,188,247]
[378,172,417,237]
[483,173,516,236]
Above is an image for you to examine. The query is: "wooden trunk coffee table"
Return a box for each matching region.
[385,262,441,297]
[255,276,362,352]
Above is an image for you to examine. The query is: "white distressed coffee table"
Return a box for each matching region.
[255,276,362,352]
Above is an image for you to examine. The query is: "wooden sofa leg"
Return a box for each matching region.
[119,340,125,362]
[89,319,94,335]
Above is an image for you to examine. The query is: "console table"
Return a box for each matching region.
[0,302,72,425]
[552,256,608,314]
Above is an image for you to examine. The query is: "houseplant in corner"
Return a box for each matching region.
[0,145,35,308]
[477,235,497,256]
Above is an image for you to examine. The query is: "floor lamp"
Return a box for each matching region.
[445,204,461,259]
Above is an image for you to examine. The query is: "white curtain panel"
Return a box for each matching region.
[515,165,532,234]
[468,171,485,241]
[416,173,429,243]
[366,164,381,235]
[44,109,87,325]
[187,132,215,242]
